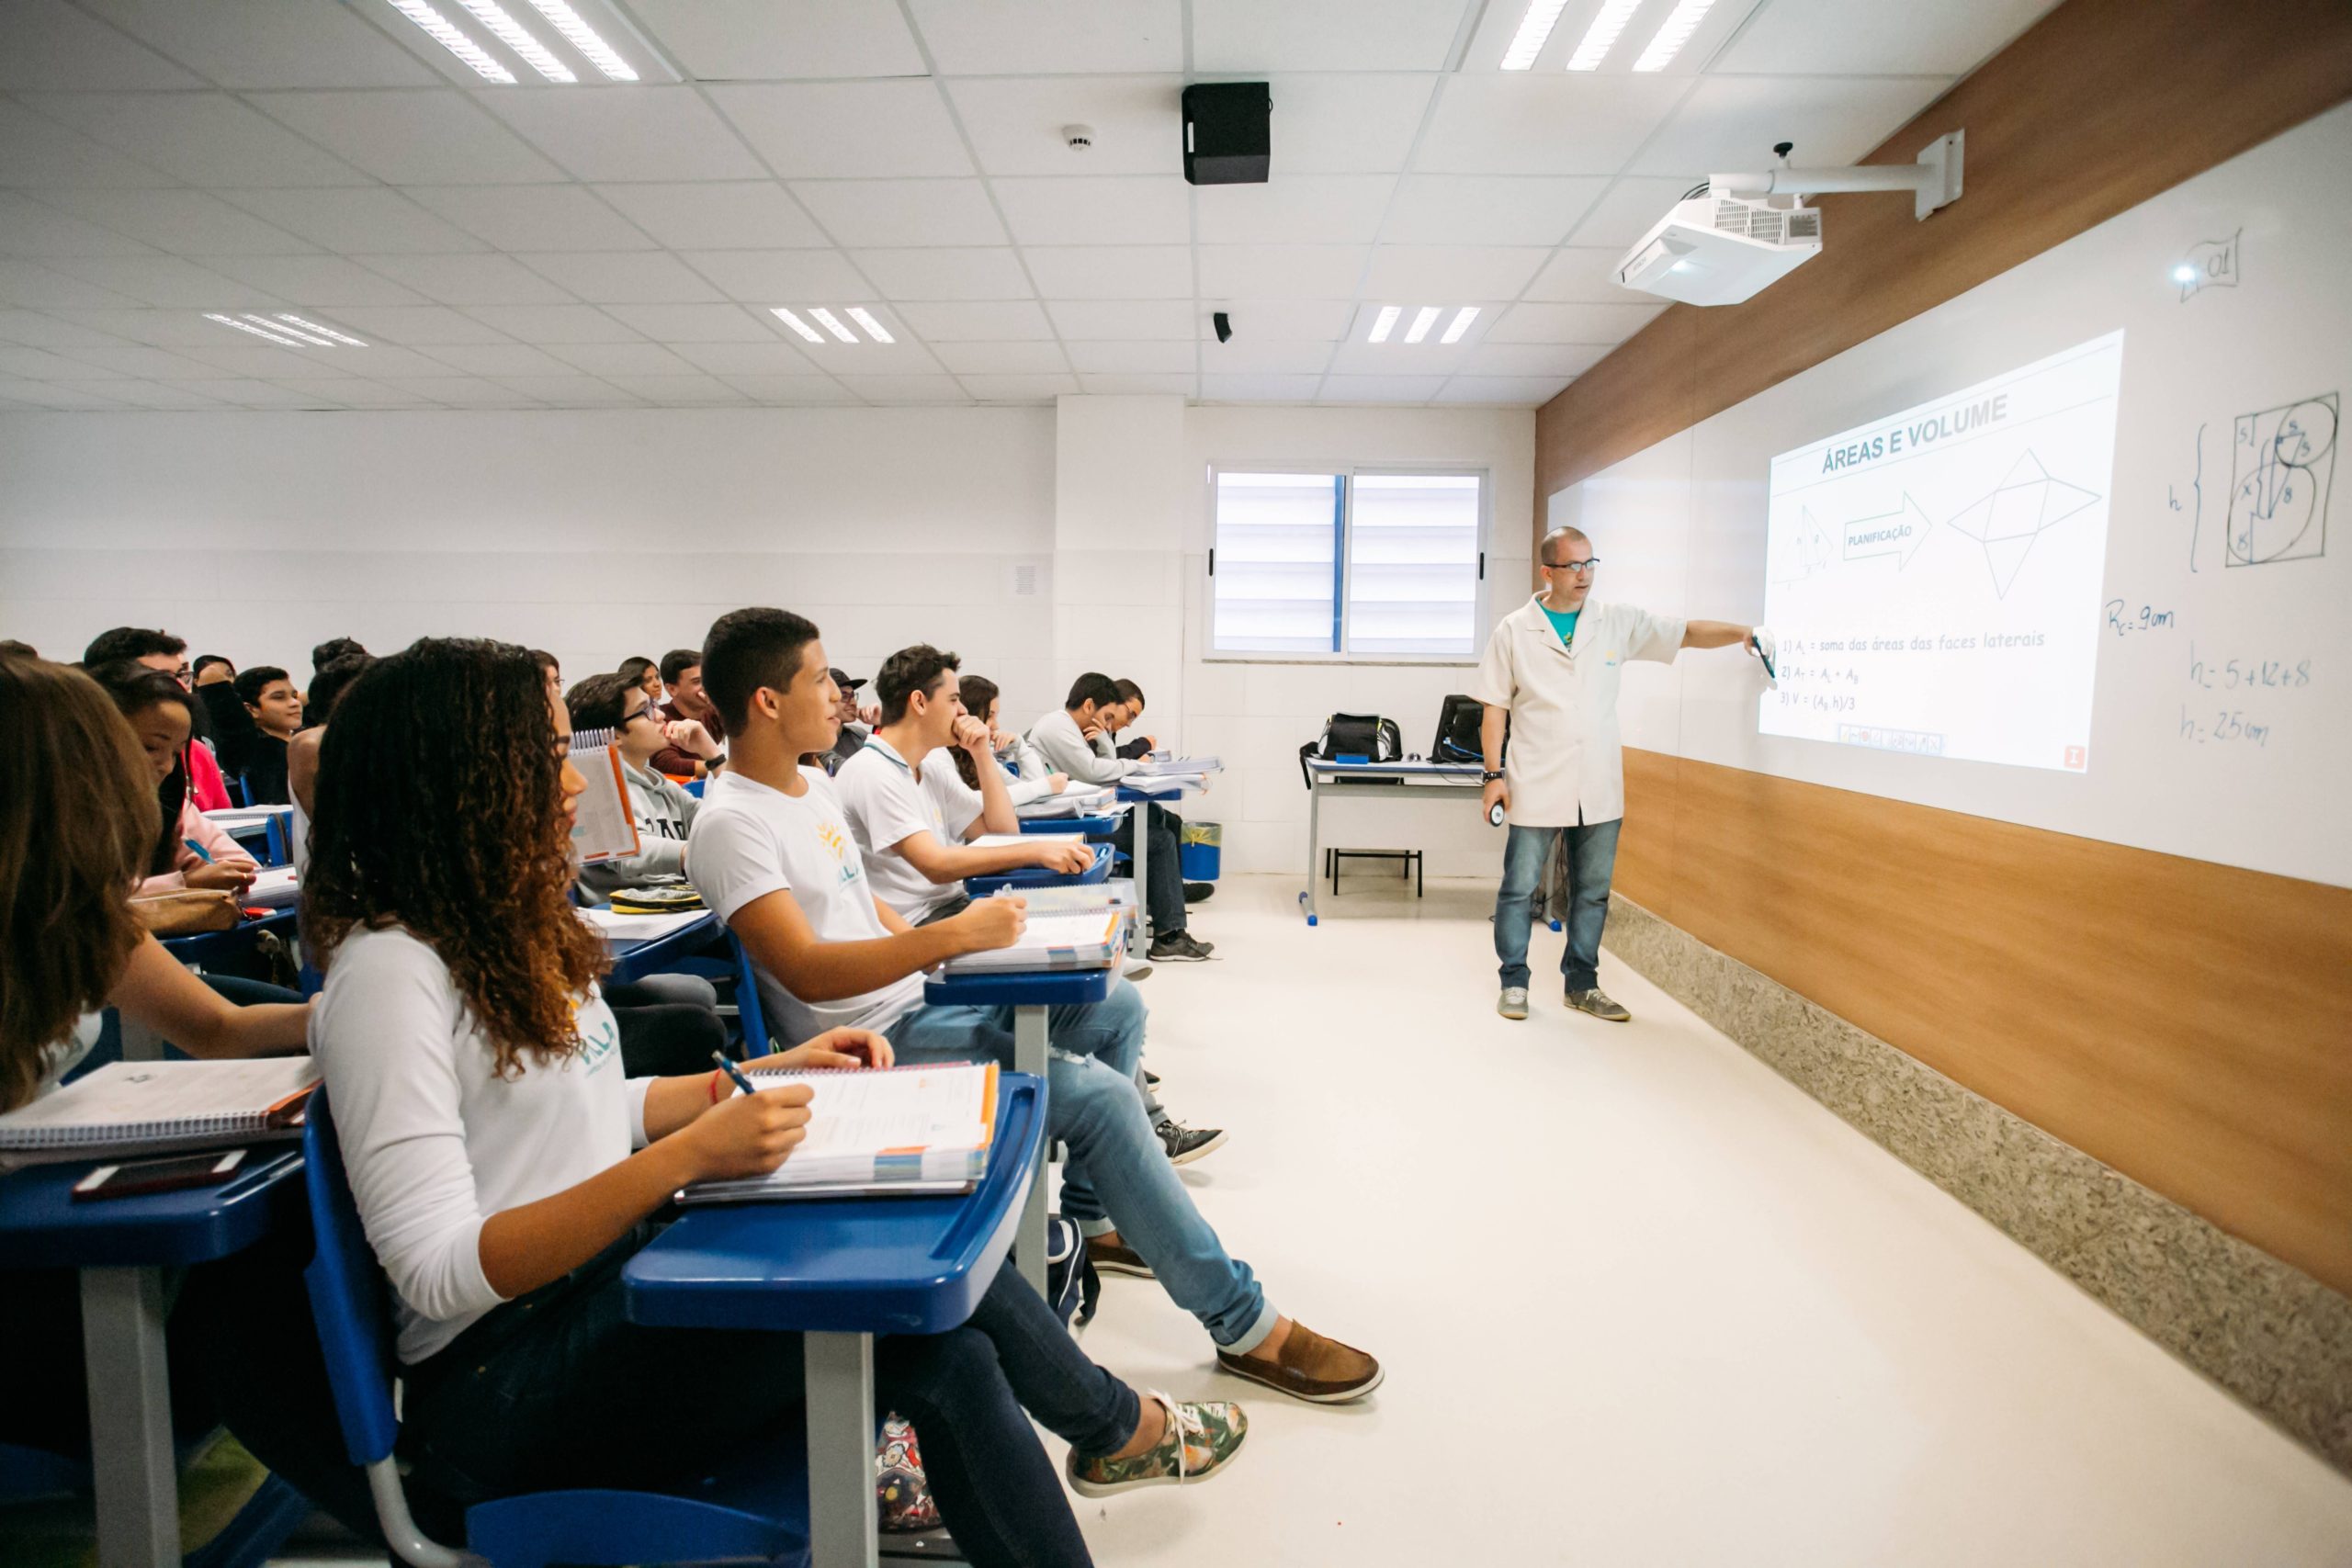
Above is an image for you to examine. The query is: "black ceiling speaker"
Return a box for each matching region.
[1182,83,1271,186]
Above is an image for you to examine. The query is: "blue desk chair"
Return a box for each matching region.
[260,813,289,869]
[300,1092,812,1568]
[730,931,773,1059]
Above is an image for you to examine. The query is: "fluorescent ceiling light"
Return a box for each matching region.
[771,308,823,342]
[1565,0,1643,70]
[277,313,368,347]
[245,313,336,346]
[1404,306,1442,344]
[808,308,858,344]
[1440,306,1480,344]
[1500,0,1570,70]
[523,0,639,81]
[456,0,574,81]
[844,307,894,344]
[1366,305,1402,343]
[1634,0,1718,71]
[387,0,515,83]
[207,312,309,348]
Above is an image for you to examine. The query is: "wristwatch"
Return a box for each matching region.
[1480,769,1506,783]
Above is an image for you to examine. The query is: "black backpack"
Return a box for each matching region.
[1298,712,1403,785]
[1431,694,1504,765]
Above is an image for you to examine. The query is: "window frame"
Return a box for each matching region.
[1203,461,1493,667]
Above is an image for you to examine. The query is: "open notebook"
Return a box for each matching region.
[938,908,1125,976]
[1016,785,1115,818]
[677,1062,998,1204]
[1129,754,1224,776]
[0,1058,317,1164]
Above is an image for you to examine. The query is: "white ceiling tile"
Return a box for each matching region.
[542,341,698,376]
[1487,300,1665,344]
[946,75,1184,176]
[0,343,115,378]
[84,0,443,88]
[0,309,141,352]
[1193,0,1470,71]
[200,255,431,305]
[669,340,820,375]
[250,91,566,184]
[717,374,860,403]
[53,378,225,407]
[1195,175,1395,245]
[1324,335,1475,374]
[1194,299,1354,340]
[1522,245,1645,302]
[1319,374,1446,402]
[0,0,201,90]
[932,340,1073,375]
[220,189,487,254]
[709,81,972,178]
[47,308,243,345]
[1384,175,1605,246]
[64,256,284,308]
[1199,372,1321,400]
[1630,75,1954,176]
[1196,244,1367,300]
[0,259,143,309]
[0,378,129,408]
[1566,176,1706,245]
[684,249,871,301]
[462,305,645,343]
[894,300,1055,341]
[300,344,449,377]
[181,340,359,377]
[177,377,333,407]
[375,377,536,408]
[272,376,435,406]
[1046,299,1194,339]
[1414,74,1687,176]
[30,92,368,186]
[1078,372,1194,395]
[426,344,580,377]
[1064,340,1196,374]
[0,193,160,256]
[1457,341,1611,377]
[991,176,1190,246]
[913,0,1182,73]
[1023,246,1188,299]
[327,305,516,344]
[592,183,826,250]
[40,189,315,255]
[1718,0,2058,73]
[955,374,1077,402]
[516,251,722,304]
[598,373,751,405]
[482,87,767,182]
[791,179,1007,247]
[774,331,940,375]
[842,374,973,403]
[1361,244,1546,299]
[603,302,786,342]
[346,252,577,305]
[1197,338,1332,374]
[628,0,925,79]
[1254,73,1436,174]
[405,185,654,252]
[0,98,173,186]
[852,247,1035,301]
[1434,375,1567,404]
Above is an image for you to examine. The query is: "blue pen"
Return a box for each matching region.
[183,838,213,863]
[709,1050,760,1098]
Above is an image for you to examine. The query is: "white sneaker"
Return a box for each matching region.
[1497,987,1529,1021]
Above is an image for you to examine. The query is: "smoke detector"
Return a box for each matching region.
[1063,124,1094,152]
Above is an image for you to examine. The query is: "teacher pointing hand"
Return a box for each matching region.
[1471,526,1765,1025]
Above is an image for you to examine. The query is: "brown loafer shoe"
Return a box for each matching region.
[1086,1235,1155,1279]
[1215,1324,1383,1404]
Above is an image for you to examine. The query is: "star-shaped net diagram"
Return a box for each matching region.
[1941,451,2101,598]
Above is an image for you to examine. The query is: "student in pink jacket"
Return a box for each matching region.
[91,662,258,899]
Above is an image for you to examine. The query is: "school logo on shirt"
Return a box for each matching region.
[571,998,618,1073]
[818,819,864,888]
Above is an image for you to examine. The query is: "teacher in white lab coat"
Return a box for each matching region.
[1471,525,1769,1024]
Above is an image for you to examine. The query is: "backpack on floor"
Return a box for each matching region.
[1043,1214,1100,1329]
[1297,712,1404,786]
[1431,694,1504,766]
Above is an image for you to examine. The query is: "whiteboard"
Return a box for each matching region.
[1555,102,2352,888]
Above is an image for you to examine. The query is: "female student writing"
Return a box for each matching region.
[305,638,1243,1568]
[88,660,258,899]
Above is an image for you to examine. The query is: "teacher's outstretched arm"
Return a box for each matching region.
[1681,619,1755,649]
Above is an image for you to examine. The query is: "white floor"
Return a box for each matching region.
[1050,874,2352,1567]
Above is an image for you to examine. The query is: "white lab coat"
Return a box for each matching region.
[1469,594,1687,828]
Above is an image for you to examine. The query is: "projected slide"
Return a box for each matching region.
[1759,331,2124,772]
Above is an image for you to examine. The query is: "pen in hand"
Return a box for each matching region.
[710,1051,760,1098]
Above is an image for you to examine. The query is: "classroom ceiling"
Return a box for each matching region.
[0,0,2061,413]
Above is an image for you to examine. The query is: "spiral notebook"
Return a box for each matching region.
[677,1062,998,1204]
[0,1058,317,1163]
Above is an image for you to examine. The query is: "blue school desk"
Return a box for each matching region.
[0,1148,310,1568]
[962,840,1114,898]
[598,908,721,985]
[624,1072,1045,1568]
[159,910,300,975]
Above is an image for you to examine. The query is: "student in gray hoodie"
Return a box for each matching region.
[564,672,700,902]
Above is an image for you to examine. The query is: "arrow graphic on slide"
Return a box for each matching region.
[1840,493,1933,568]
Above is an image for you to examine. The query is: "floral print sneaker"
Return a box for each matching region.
[876,1414,942,1533]
[1068,1392,1248,1497]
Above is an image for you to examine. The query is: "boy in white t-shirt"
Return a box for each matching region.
[689,607,1381,1405]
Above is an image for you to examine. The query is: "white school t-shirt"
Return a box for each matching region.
[311,925,644,1365]
[689,768,927,1043]
[832,737,985,922]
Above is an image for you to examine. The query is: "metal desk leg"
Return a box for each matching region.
[1012,1005,1049,1297]
[805,1331,878,1568]
[1128,802,1150,945]
[1299,783,1322,925]
[83,1266,178,1568]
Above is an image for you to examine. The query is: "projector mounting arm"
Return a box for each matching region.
[1712,130,1963,221]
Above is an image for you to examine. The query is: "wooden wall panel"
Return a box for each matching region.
[1611,748,1680,921]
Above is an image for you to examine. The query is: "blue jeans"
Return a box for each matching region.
[888,982,1277,1352]
[1495,818,1622,992]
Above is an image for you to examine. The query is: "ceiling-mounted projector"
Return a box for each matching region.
[1616,131,1964,307]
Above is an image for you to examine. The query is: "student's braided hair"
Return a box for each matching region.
[305,637,608,1078]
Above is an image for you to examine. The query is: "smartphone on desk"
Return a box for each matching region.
[73,1148,248,1201]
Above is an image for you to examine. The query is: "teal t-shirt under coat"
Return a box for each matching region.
[1541,603,1580,649]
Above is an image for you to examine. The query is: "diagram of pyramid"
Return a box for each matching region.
[1944,451,2101,597]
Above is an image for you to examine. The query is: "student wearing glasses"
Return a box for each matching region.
[563,671,700,902]
[1474,526,1768,1024]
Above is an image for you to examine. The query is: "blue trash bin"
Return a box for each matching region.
[1179,820,1221,881]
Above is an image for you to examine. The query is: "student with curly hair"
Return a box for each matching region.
[307,638,1245,1564]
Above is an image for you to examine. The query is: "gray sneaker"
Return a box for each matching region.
[1566,987,1631,1022]
[1497,987,1529,1021]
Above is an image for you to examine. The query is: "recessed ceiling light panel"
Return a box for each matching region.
[1566,0,1644,70]
[1441,307,1481,344]
[1403,306,1442,344]
[1366,305,1402,344]
[206,312,310,348]
[1634,0,1719,71]
[844,308,894,344]
[277,314,369,347]
[523,0,639,81]
[808,309,859,344]
[456,0,575,81]
[386,0,516,83]
[1500,0,1570,71]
